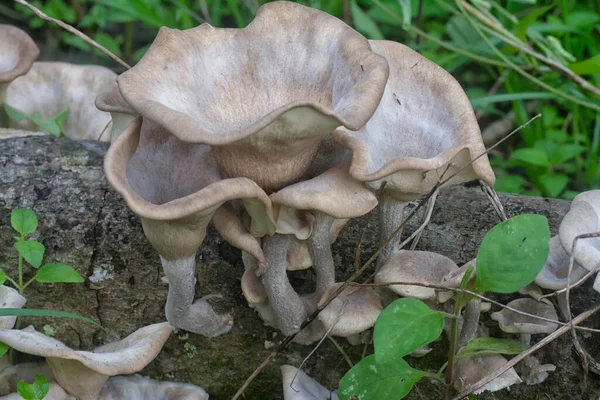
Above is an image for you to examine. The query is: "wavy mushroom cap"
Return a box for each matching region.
[535,236,588,290]
[0,285,26,329]
[0,25,39,84]
[491,298,558,335]
[95,89,138,142]
[317,283,382,337]
[267,163,377,239]
[0,323,173,399]
[98,375,208,400]
[375,250,459,300]
[333,40,494,201]
[104,117,275,259]
[454,354,522,394]
[281,365,338,400]
[117,2,388,191]
[6,62,116,141]
[559,190,600,273]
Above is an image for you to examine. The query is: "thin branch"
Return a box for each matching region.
[540,269,597,299]
[14,0,131,70]
[452,304,600,399]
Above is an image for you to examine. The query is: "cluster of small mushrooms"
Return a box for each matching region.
[2,1,599,399]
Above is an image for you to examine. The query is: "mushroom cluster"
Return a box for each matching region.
[101,1,494,342]
[0,25,115,141]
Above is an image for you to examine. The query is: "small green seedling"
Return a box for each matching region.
[184,342,197,359]
[2,209,84,295]
[17,375,49,400]
[3,104,69,137]
[338,213,551,400]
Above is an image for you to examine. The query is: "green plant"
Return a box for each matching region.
[338,213,550,399]
[17,375,49,400]
[3,104,69,137]
[3,209,84,295]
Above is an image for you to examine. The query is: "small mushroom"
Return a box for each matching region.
[97,374,208,400]
[6,62,117,140]
[0,25,39,127]
[117,1,388,192]
[515,355,556,386]
[535,236,588,291]
[0,382,74,400]
[491,298,559,344]
[0,322,173,400]
[281,365,338,400]
[454,354,522,394]
[105,117,275,335]
[95,89,137,142]
[375,250,458,300]
[333,40,494,265]
[317,283,382,337]
[559,190,600,291]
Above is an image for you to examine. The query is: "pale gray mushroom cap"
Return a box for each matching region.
[375,250,459,300]
[117,1,389,192]
[559,190,600,274]
[316,283,382,337]
[535,236,588,290]
[454,354,522,394]
[333,40,495,201]
[281,365,338,400]
[0,285,26,329]
[6,62,116,141]
[0,322,173,399]
[97,374,208,400]
[0,25,39,85]
[491,298,559,335]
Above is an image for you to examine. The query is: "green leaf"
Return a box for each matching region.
[539,173,568,198]
[3,104,33,122]
[14,241,45,268]
[470,92,555,107]
[35,264,84,284]
[374,298,444,362]
[0,308,99,327]
[11,209,38,237]
[0,342,9,358]
[457,337,529,359]
[32,114,61,137]
[515,6,551,40]
[475,214,550,293]
[338,355,427,400]
[569,55,600,76]
[510,148,550,167]
[0,270,6,286]
[94,32,122,57]
[17,375,49,400]
[350,0,385,40]
[494,175,525,194]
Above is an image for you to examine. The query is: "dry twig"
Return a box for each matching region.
[14,0,131,69]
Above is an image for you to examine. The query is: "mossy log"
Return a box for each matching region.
[0,132,598,399]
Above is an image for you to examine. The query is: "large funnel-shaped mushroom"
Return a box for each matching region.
[333,40,494,265]
[6,62,116,140]
[117,2,388,192]
[559,190,600,291]
[105,117,275,335]
[0,322,173,400]
[0,25,39,127]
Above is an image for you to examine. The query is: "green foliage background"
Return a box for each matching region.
[4,0,599,199]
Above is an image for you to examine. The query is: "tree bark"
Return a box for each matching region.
[1,132,598,399]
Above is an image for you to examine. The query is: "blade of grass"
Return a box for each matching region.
[0,308,100,327]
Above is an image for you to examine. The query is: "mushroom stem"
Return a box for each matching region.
[457,298,482,350]
[377,196,406,268]
[47,358,107,400]
[307,213,335,298]
[262,233,307,336]
[520,333,532,345]
[161,255,233,337]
